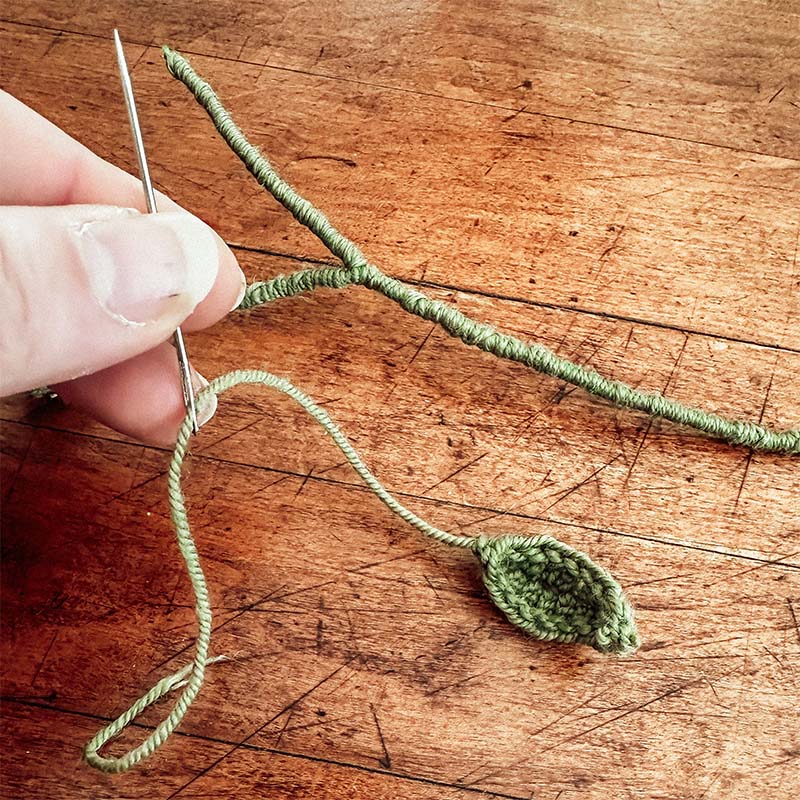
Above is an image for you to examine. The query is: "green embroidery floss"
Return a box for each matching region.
[82,48,798,773]
[164,46,799,456]
[84,371,638,773]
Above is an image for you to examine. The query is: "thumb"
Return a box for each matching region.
[0,204,219,395]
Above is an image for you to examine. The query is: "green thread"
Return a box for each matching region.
[163,45,799,455]
[82,47,798,772]
[475,535,638,654]
[85,370,637,771]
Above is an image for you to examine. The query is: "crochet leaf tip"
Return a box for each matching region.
[475,534,640,655]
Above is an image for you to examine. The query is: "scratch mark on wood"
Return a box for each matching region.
[664,333,690,394]
[622,418,652,489]
[100,468,167,507]
[268,660,357,729]
[370,703,392,769]
[41,31,63,59]
[425,670,489,697]
[626,572,695,588]
[704,676,723,705]
[526,688,610,740]
[269,579,338,604]
[539,454,622,515]
[248,473,294,499]
[698,771,722,799]
[455,759,493,785]
[198,416,264,454]
[151,584,288,672]
[315,461,349,476]
[424,452,488,493]
[278,712,360,737]
[705,550,799,587]
[511,384,577,444]
[236,34,251,62]
[30,631,58,687]
[767,86,785,104]
[642,186,675,199]
[624,333,688,488]
[501,104,529,122]
[733,449,754,509]
[734,365,775,508]
[2,427,35,505]
[316,618,324,654]
[423,574,442,599]
[407,323,437,367]
[656,0,679,32]
[761,644,783,667]
[501,130,544,142]
[293,465,316,500]
[594,223,627,283]
[539,679,695,753]
[787,599,800,647]
[166,659,354,799]
[763,746,800,771]
[164,574,184,617]
[296,154,358,168]
[349,547,431,575]
[273,707,295,749]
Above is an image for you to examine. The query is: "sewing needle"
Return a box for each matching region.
[113,29,200,434]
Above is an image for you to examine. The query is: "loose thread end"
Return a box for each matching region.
[162,46,188,82]
[82,654,226,774]
[474,534,640,655]
[162,45,175,73]
[30,385,58,400]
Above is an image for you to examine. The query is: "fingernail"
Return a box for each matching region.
[75,210,220,326]
[230,270,247,312]
[192,371,217,428]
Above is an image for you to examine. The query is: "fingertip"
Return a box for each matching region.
[181,233,245,332]
[54,344,217,447]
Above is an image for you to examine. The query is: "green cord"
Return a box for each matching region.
[83,47,799,773]
[163,45,799,455]
[85,370,637,771]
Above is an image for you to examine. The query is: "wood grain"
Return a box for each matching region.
[2,425,799,799]
[2,23,799,347]
[0,702,232,800]
[1,5,799,799]
[0,703,516,799]
[6,1,799,158]
[3,249,798,564]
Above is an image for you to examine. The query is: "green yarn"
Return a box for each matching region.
[85,370,636,772]
[82,47,798,773]
[475,535,638,654]
[164,45,799,456]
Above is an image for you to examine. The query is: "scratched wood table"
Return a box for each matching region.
[1,3,798,798]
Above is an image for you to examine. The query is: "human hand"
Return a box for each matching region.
[0,90,245,445]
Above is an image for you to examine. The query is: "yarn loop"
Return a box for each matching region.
[84,370,636,773]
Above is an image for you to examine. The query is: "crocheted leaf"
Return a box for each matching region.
[474,534,639,654]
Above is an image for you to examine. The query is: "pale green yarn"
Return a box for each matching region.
[84,370,637,771]
[163,46,800,455]
[475,534,638,653]
[82,46,800,773]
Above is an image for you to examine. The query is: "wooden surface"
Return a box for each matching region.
[1,4,798,798]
